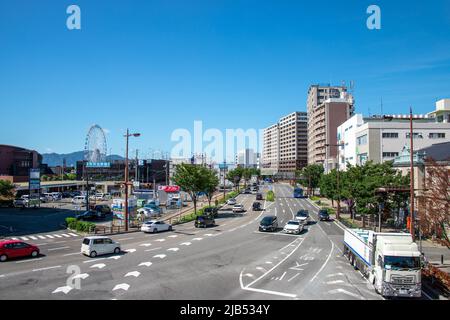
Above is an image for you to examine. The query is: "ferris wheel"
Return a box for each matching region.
[84,124,107,163]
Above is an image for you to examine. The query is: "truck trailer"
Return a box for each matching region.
[343,228,422,298]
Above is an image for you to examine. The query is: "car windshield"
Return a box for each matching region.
[260,217,273,225]
[384,256,421,270]
[82,238,90,245]
[287,221,300,225]
[297,212,307,217]
[320,211,328,215]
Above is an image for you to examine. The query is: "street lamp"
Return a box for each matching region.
[124,129,140,231]
[325,143,345,220]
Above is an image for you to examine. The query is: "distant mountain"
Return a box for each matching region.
[42,151,124,167]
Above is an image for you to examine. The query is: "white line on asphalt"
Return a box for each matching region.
[125,271,140,278]
[153,254,166,259]
[279,271,287,281]
[327,288,365,300]
[29,236,38,240]
[45,235,55,239]
[192,237,203,241]
[326,273,345,278]
[125,248,136,253]
[68,233,78,237]
[20,237,29,240]
[239,273,297,298]
[112,283,130,291]
[15,258,43,264]
[167,248,179,252]
[326,280,346,285]
[54,234,63,238]
[180,242,191,246]
[90,263,106,269]
[155,239,165,242]
[48,246,70,251]
[32,265,61,272]
[38,235,46,239]
[287,273,300,282]
[255,266,267,272]
[83,258,106,263]
[145,247,162,252]
[138,262,152,267]
[61,234,71,238]
[168,235,178,238]
[63,252,80,256]
[309,241,334,283]
[117,237,134,241]
[139,243,152,247]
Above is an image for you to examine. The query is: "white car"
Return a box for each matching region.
[295,210,310,224]
[141,220,173,233]
[81,236,121,258]
[137,207,161,218]
[227,198,237,205]
[232,204,245,213]
[283,220,304,234]
[72,196,87,205]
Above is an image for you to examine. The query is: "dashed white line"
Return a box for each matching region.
[48,246,70,251]
[32,265,61,272]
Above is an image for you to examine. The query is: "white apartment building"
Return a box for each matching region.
[235,148,257,168]
[337,104,450,170]
[261,124,279,175]
[427,98,450,123]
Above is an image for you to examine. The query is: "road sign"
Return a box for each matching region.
[29,168,40,190]
[86,162,111,168]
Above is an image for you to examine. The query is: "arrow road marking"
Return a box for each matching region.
[153,254,166,259]
[90,263,106,269]
[125,249,136,253]
[52,286,73,294]
[73,273,89,280]
[112,283,130,291]
[125,271,141,278]
[289,262,308,271]
[139,243,152,247]
[138,262,152,267]
[180,242,191,246]
[167,248,179,252]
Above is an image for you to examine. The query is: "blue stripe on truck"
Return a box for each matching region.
[344,241,371,267]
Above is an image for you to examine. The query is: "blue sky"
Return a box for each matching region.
[1,0,449,161]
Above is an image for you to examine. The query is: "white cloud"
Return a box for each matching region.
[103,128,111,135]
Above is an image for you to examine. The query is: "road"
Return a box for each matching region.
[0,183,394,299]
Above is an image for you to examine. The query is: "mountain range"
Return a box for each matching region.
[42,151,124,167]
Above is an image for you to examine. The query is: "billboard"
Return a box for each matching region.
[29,168,40,190]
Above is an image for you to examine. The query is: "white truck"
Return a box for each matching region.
[343,228,422,298]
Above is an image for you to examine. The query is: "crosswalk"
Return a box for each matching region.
[9,232,79,241]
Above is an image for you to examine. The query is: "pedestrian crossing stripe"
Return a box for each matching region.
[46,235,55,239]
[8,233,80,241]
[38,235,46,239]
[29,236,38,240]
[62,234,71,237]
[54,234,63,238]
[20,237,29,240]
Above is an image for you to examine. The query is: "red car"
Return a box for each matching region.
[0,240,40,262]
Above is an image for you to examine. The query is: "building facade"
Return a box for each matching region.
[261,123,279,175]
[307,85,354,172]
[235,148,257,168]
[336,114,364,170]
[0,145,43,183]
[427,98,450,123]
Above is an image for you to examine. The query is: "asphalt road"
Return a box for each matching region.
[0,183,411,300]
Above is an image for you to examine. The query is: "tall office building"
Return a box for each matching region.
[261,111,308,177]
[235,148,257,168]
[307,84,354,172]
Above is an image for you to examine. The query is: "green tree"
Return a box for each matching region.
[226,167,244,192]
[297,164,324,196]
[0,180,15,199]
[203,167,220,206]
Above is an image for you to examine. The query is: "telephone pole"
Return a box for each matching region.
[409,107,415,241]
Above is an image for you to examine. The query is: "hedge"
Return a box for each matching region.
[65,217,95,233]
[266,190,275,202]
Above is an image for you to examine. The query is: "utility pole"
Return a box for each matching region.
[124,129,141,231]
[135,149,139,183]
[409,107,415,241]
[222,160,226,200]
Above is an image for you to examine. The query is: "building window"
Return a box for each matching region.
[429,133,445,139]
[383,152,399,158]
[382,132,399,138]
[405,132,423,139]
[357,134,368,145]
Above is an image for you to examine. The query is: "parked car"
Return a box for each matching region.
[143,204,162,215]
[50,192,62,200]
[81,236,120,258]
[0,240,40,262]
[194,215,215,228]
[256,193,263,200]
[295,209,310,224]
[94,204,111,215]
[13,197,28,208]
[72,196,87,205]
[232,204,245,213]
[137,207,161,218]
[259,215,278,232]
[61,192,72,198]
[283,220,304,234]
[227,198,237,205]
[203,206,218,218]
[140,220,172,233]
[243,188,251,194]
[76,210,104,221]
[318,210,330,222]
[252,201,262,211]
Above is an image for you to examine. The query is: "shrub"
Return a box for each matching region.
[266,190,275,202]
[65,217,95,233]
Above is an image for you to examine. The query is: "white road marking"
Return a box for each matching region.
[167,248,179,252]
[83,258,106,263]
[145,247,162,252]
[15,258,43,264]
[109,256,121,260]
[20,237,29,240]
[168,235,178,238]
[117,237,134,241]
[139,243,152,247]
[52,286,73,294]
[125,271,140,278]
[287,273,300,282]
[138,262,152,267]
[48,246,70,251]
[155,239,165,242]
[32,265,61,272]
[204,234,214,236]
[256,266,267,272]
[244,273,254,278]
[327,288,365,300]
[239,273,297,298]
[180,242,191,246]
[73,273,89,280]
[289,262,308,271]
[125,248,136,253]
[326,280,345,285]
[54,234,63,238]
[29,236,38,240]
[68,233,78,237]
[61,234,71,238]
[309,241,334,283]
[112,283,130,291]
[326,273,345,278]
[265,261,273,264]
[90,263,106,269]
[45,235,55,239]
[153,254,166,259]
[38,235,46,239]
[279,271,287,281]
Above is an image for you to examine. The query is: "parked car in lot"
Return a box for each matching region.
[0,240,40,262]
[61,192,72,198]
[94,204,111,215]
[13,197,29,208]
[137,207,161,218]
[295,209,310,224]
[232,204,245,213]
[259,215,278,232]
[72,196,87,205]
[227,198,237,205]
[283,220,304,234]
[76,210,104,221]
[194,215,215,228]
[256,193,263,200]
[141,220,172,233]
[252,201,262,211]
[203,206,218,218]
[318,209,330,221]
[143,204,162,215]
[81,236,121,258]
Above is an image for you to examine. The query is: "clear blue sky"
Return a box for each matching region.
[1,0,449,160]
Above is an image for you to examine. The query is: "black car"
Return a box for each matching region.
[259,215,278,232]
[61,192,72,198]
[194,215,215,228]
[256,193,263,200]
[318,209,330,221]
[203,206,218,218]
[76,210,104,221]
[94,204,112,215]
[252,202,262,211]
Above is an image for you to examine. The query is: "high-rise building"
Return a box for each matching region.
[235,148,257,168]
[261,111,308,177]
[307,84,354,172]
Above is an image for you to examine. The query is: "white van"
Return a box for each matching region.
[72,196,86,204]
[81,236,121,258]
